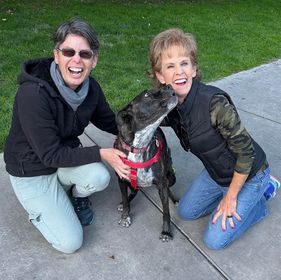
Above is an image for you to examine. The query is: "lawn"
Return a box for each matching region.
[0,0,281,151]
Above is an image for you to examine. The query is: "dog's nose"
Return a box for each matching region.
[165,84,173,91]
[163,84,175,96]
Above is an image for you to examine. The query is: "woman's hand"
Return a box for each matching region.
[212,171,248,231]
[100,148,130,180]
[212,193,241,231]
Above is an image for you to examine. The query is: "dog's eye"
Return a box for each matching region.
[144,92,151,97]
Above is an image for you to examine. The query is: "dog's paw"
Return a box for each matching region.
[159,231,173,242]
[117,203,123,212]
[118,216,131,228]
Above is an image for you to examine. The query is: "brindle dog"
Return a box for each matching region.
[115,85,178,241]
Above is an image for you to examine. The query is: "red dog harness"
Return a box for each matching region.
[118,138,163,189]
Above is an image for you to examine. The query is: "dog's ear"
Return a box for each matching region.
[116,107,135,142]
[116,105,131,127]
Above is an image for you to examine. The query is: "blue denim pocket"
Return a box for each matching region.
[246,167,270,193]
[237,168,270,215]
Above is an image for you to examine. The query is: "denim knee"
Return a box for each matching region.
[87,169,110,192]
[76,168,110,196]
[58,163,111,196]
[92,168,110,191]
[54,231,83,254]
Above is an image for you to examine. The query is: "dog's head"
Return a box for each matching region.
[116,85,178,143]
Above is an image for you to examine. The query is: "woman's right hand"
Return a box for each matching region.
[100,148,130,181]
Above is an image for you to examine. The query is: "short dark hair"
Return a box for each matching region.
[53,18,100,56]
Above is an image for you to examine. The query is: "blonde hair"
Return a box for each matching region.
[149,28,201,88]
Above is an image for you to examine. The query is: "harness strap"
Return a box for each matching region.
[114,138,149,154]
[119,138,163,189]
[120,141,148,154]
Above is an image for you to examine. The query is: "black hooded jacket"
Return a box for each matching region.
[4,58,118,177]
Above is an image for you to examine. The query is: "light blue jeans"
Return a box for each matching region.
[178,167,270,249]
[10,162,110,254]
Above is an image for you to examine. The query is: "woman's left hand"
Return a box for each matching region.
[212,192,241,231]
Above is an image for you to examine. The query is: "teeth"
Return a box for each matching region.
[69,67,83,73]
[175,78,186,84]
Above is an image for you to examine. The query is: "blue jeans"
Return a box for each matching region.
[178,167,270,249]
[10,162,110,254]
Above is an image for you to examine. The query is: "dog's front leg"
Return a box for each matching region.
[118,179,132,228]
[158,183,173,242]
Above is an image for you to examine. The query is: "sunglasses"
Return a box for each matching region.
[56,48,94,59]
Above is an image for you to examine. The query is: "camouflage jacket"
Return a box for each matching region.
[165,80,266,185]
[210,94,254,174]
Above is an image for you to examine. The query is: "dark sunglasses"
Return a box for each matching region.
[56,48,94,59]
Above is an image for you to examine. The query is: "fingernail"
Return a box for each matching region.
[212,221,215,225]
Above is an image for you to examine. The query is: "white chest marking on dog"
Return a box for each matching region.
[128,118,163,187]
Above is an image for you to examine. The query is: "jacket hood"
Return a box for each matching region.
[17,58,57,91]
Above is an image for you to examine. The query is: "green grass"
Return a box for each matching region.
[1,0,281,151]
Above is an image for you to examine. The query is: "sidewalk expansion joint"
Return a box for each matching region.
[141,189,232,280]
[236,107,281,125]
[83,131,98,145]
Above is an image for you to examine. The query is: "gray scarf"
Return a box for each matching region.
[50,61,89,111]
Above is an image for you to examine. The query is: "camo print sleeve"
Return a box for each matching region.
[210,94,254,174]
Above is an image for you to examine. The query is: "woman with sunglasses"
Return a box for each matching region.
[4,18,130,253]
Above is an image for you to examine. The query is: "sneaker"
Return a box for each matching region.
[264,175,280,200]
[71,196,94,226]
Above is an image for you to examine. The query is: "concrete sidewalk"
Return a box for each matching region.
[1,60,281,280]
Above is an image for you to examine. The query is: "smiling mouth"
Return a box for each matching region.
[68,67,83,74]
[174,78,187,86]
